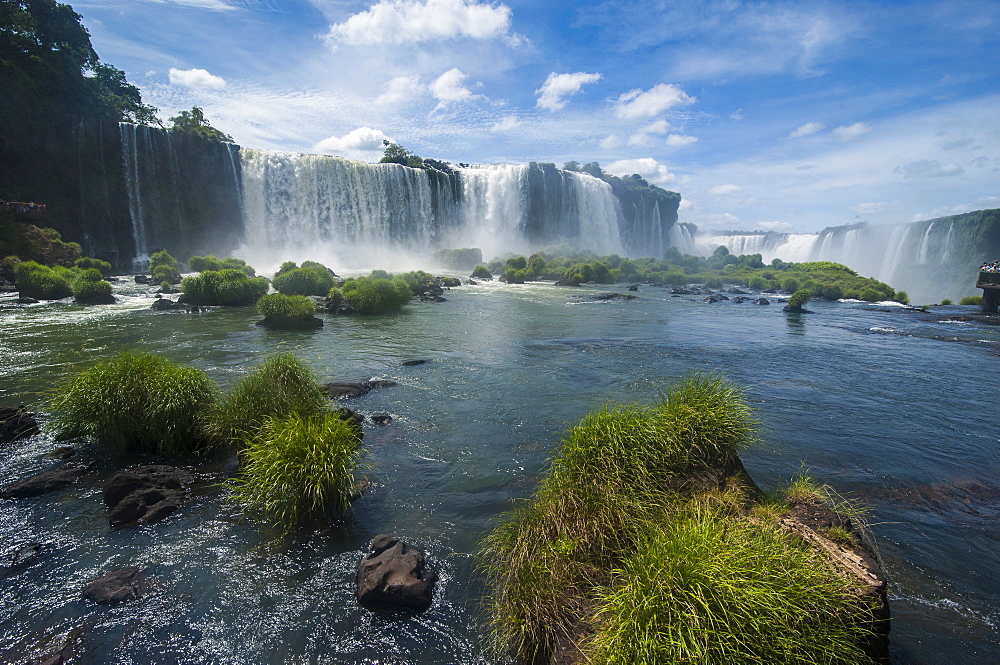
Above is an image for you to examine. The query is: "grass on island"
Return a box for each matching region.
[256,292,317,322]
[480,374,878,665]
[228,411,363,531]
[181,268,269,306]
[48,350,217,456]
[207,352,328,446]
[333,275,413,314]
[273,260,336,296]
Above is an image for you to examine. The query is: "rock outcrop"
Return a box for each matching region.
[356,535,438,611]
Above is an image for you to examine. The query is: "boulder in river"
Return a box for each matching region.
[356,535,438,611]
[0,405,40,445]
[103,466,195,527]
[82,567,154,605]
[323,380,397,399]
[0,462,92,499]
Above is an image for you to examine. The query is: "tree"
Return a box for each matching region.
[168,106,233,143]
[379,140,423,168]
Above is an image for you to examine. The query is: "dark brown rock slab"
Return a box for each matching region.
[82,567,153,605]
[103,466,195,527]
[323,380,397,399]
[356,535,438,611]
[0,405,40,445]
[0,462,92,499]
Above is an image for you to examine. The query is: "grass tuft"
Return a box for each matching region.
[48,351,216,456]
[207,353,328,446]
[228,411,363,531]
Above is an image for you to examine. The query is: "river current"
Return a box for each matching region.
[1,279,998,664]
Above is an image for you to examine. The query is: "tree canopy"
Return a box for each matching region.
[168,106,233,143]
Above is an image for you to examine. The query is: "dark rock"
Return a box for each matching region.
[733,296,750,304]
[187,305,202,313]
[0,405,40,445]
[0,463,91,499]
[627,283,640,292]
[356,535,438,611]
[75,292,116,305]
[82,567,152,605]
[371,414,392,426]
[432,296,447,303]
[466,279,478,285]
[103,466,194,527]
[783,304,814,314]
[45,446,77,460]
[134,274,151,284]
[16,296,40,304]
[754,297,770,305]
[438,277,461,288]
[150,297,185,311]
[255,315,324,329]
[703,294,722,303]
[336,407,365,435]
[727,287,749,294]
[555,278,581,287]
[1,541,49,573]
[401,359,428,367]
[323,380,398,399]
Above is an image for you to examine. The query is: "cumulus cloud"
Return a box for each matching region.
[708,183,743,196]
[755,221,793,232]
[894,159,965,179]
[832,121,871,141]
[535,72,601,112]
[789,121,823,138]
[605,157,679,186]
[313,127,392,160]
[325,0,514,46]
[849,201,897,215]
[375,76,426,106]
[491,115,521,131]
[665,133,698,147]
[168,67,226,89]
[147,0,237,9]
[429,67,477,107]
[613,83,695,119]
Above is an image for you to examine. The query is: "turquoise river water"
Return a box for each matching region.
[1,278,997,664]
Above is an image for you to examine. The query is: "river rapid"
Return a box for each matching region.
[1,278,998,664]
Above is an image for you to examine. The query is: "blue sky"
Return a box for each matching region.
[76,0,999,233]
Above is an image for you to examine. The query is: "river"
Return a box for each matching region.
[1,278,997,664]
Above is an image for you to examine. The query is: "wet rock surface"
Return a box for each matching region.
[103,466,195,527]
[323,380,398,398]
[0,462,93,499]
[356,535,438,611]
[82,567,154,605]
[0,405,40,445]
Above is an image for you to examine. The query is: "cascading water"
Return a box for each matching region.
[238,155,632,269]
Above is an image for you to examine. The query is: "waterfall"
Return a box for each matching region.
[238,155,631,269]
[119,123,149,265]
[667,222,698,255]
[917,221,935,264]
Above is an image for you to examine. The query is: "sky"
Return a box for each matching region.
[75,0,1000,234]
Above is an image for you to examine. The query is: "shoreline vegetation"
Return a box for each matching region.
[480,375,888,664]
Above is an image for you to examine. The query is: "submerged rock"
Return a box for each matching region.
[0,462,92,499]
[0,405,40,445]
[255,315,324,329]
[150,297,186,311]
[356,535,438,611]
[401,359,428,367]
[103,466,195,527]
[82,567,153,605]
[323,380,398,399]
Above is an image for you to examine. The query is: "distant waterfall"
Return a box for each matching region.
[238,155,632,268]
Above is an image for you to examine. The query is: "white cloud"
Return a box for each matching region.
[429,67,477,107]
[832,121,871,141]
[599,134,623,150]
[326,0,513,46]
[146,0,237,9]
[491,115,521,131]
[756,220,793,232]
[605,157,679,186]
[535,72,601,112]
[168,67,227,89]
[894,159,965,179]
[849,201,897,215]
[789,121,824,138]
[375,76,426,106]
[708,183,743,196]
[313,127,392,160]
[627,119,671,146]
[613,83,695,119]
[665,133,698,147]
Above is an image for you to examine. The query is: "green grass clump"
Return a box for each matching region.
[181,268,269,306]
[340,276,412,314]
[208,353,328,445]
[48,351,216,456]
[229,411,363,531]
[13,260,73,299]
[788,288,812,308]
[149,250,181,284]
[256,293,316,321]
[188,255,256,276]
[585,501,875,665]
[471,264,493,279]
[273,261,335,296]
[480,375,760,661]
[71,267,114,304]
[75,256,112,276]
[960,295,983,306]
